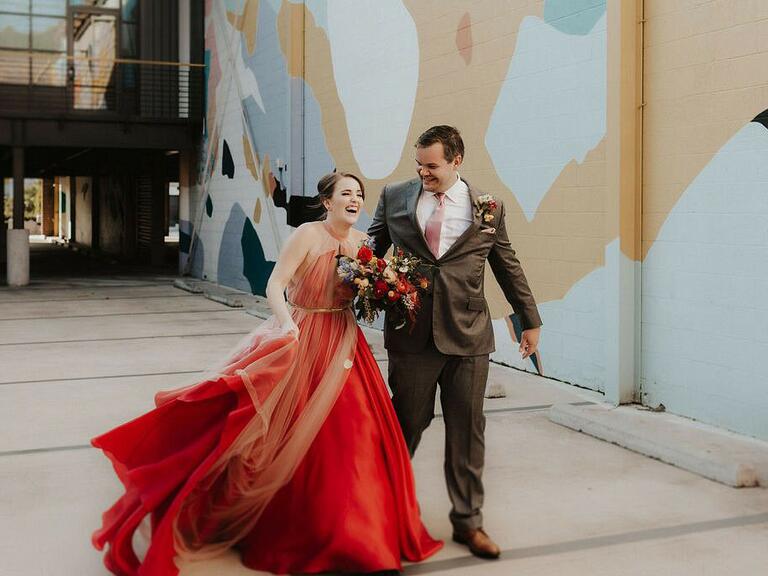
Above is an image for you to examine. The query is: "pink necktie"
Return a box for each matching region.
[425,192,445,257]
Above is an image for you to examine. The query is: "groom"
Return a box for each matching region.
[368,125,542,559]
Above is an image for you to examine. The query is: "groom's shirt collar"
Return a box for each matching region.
[430,174,466,203]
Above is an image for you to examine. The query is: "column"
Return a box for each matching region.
[69,175,77,243]
[178,149,191,272]
[150,153,166,267]
[0,174,6,266]
[604,0,643,404]
[7,146,29,286]
[42,177,54,236]
[91,175,100,251]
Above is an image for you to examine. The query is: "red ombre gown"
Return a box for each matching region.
[91,225,442,576]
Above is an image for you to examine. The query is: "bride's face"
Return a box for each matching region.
[324,177,364,225]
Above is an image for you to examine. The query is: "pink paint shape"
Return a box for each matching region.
[456,12,473,65]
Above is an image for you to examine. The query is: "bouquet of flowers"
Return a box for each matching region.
[336,239,429,331]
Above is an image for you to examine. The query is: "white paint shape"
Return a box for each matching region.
[491,243,608,393]
[326,0,419,179]
[486,14,606,221]
[216,3,265,113]
[641,122,768,439]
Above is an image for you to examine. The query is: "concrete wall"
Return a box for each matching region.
[99,176,127,256]
[193,0,768,440]
[58,177,71,240]
[640,0,768,439]
[193,0,610,391]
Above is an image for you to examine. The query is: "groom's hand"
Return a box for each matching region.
[519,327,540,359]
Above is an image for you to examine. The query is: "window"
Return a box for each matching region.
[70,0,120,8]
[32,16,66,51]
[0,14,30,49]
[2,1,31,15]
[32,51,66,85]
[0,50,30,84]
[32,0,66,16]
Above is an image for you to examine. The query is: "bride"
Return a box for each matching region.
[91,172,442,575]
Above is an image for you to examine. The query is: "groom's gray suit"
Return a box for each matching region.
[368,177,542,532]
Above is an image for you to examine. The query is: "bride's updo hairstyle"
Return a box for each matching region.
[316,172,365,219]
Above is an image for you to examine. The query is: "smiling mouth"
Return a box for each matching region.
[345,206,359,214]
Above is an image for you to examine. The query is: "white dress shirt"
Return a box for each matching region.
[416,175,473,258]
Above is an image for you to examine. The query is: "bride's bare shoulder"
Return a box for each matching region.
[281,221,322,252]
[292,221,324,239]
[350,228,369,244]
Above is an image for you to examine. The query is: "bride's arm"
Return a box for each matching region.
[265,225,313,335]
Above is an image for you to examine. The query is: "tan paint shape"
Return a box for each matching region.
[226,1,259,54]
[641,1,768,258]
[243,130,260,182]
[485,139,607,316]
[241,0,260,55]
[261,153,274,197]
[280,0,611,315]
[278,1,304,77]
[253,197,262,223]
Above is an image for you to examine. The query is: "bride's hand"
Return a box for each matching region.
[281,319,300,338]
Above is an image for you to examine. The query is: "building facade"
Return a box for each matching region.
[1,0,205,273]
[187,0,767,441]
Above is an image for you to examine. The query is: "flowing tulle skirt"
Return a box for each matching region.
[92,326,442,575]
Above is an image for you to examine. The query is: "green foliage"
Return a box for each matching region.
[2,179,43,221]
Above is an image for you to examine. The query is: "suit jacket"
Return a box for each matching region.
[368,177,542,356]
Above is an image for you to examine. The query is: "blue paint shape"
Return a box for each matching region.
[205,194,213,217]
[240,1,334,200]
[304,0,328,34]
[224,0,246,13]
[179,229,191,253]
[242,218,276,296]
[218,203,251,292]
[544,0,606,35]
[189,232,205,277]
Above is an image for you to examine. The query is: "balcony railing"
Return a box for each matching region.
[0,52,205,122]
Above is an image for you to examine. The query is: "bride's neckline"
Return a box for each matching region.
[322,220,353,242]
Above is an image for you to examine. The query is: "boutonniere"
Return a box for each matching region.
[474,194,498,224]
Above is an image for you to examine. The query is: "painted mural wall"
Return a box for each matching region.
[640,0,768,439]
[191,0,611,391]
[191,0,768,440]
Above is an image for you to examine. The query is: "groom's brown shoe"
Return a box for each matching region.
[452,528,501,559]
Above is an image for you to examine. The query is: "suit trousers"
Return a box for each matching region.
[387,338,490,532]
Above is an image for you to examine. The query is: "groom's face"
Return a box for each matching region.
[415,143,461,194]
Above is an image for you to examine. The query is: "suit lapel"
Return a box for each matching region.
[438,180,481,261]
[406,181,435,261]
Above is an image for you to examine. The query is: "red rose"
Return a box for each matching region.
[376,258,386,271]
[357,245,373,264]
[373,279,388,298]
[387,290,401,302]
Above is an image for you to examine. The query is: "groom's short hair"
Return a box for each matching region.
[416,125,465,163]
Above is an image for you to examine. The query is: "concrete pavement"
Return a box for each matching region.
[1,275,767,575]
